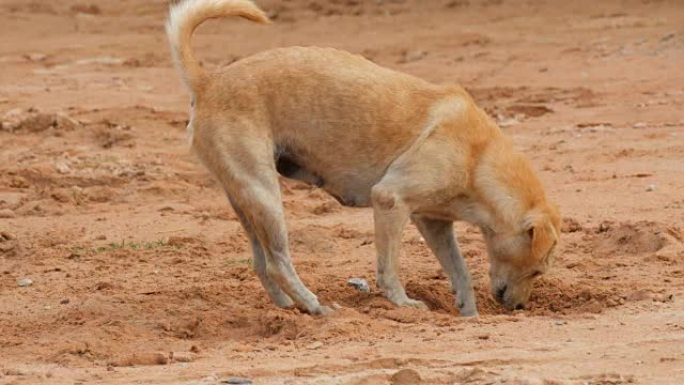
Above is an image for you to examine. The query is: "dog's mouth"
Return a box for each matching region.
[493,284,526,311]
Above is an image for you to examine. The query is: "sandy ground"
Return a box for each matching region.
[1,0,683,384]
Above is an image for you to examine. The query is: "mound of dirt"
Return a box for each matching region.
[1,108,80,133]
[591,221,671,257]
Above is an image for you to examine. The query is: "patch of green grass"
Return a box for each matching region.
[94,239,172,253]
[224,257,252,267]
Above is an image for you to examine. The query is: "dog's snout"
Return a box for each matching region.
[495,285,507,303]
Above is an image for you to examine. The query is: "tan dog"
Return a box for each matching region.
[166,0,560,316]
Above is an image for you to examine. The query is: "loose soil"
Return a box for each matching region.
[1,1,683,384]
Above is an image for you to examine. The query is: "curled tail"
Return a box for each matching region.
[166,0,269,92]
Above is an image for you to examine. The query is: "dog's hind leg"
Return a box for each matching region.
[232,181,329,315]
[411,216,478,316]
[194,127,328,315]
[230,199,294,308]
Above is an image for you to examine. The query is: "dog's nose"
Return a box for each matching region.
[514,303,525,310]
[495,285,507,303]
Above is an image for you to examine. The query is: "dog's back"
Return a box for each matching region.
[202,46,462,205]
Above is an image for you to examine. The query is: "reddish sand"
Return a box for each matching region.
[1,1,683,384]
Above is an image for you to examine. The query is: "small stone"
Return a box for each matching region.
[347,277,370,293]
[508,377,545,385]
[401,50,427,63]
[2,368,25,376]
[0,209,16,218]
[222,377,252,385]
[627,289,651,302]
[17,278,33,287]
[170,351,196,363]
[70,4,101,15]
[109,352,168,367]
[54,161,71,174]
[633,122,647,129]
[390,368,421,385]
[561,217,582,233]
[232,343,255,353]
[653,293,674,303]
[661,32,676,42]
[0,232,17,253]
[306,341,323,350]
[0,192,25,207]
[54,113,80,130]
[60,298,70,305]
[646,184,656,192]
[24,53,47,62]
[498,117,520,128]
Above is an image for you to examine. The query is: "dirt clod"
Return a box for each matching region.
[222,377,253,385]
[390,368,421,385]
[591,221,669,256]
[109,352,168,367]
[348,277,371,293]
[0,209,15,218]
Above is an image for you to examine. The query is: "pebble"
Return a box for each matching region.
[347,277,370,293]
[222,377,252,385]
[306,341,323,350]
[0,209,15,218]
[401,50,427,63]
[0,192,24,207]
[24,53,47,62]
[17,278,33,287]
[2,368,25,376]
[54,161,71,174]
[170,351,196,363]
[0,232,17,253]
[506,377,547,385]
[661,32,676,42]
[109,352,168,367]
[498,117,520,128]
[646,184,656,192]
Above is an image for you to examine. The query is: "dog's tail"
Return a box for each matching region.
[166,0,269,92]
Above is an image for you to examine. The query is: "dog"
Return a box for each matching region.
[166,0,561,316]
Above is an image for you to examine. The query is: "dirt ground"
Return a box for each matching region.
[1,0,683,384]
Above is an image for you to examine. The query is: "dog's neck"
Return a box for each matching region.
[454,138,546,235]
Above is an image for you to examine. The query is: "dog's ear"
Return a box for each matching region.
[526,218,556,263]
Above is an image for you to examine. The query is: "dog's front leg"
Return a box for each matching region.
[371,185,428,310]
[412,216,478,316]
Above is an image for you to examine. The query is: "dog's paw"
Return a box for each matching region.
[399,298,429,310]
[313,305,334,316]
[273,294,295,309]
[457,300,478,317]
[458,306,479,317]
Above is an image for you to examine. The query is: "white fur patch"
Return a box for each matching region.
[187,104,195,146]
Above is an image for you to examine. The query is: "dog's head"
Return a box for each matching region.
[483,202,560,310]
